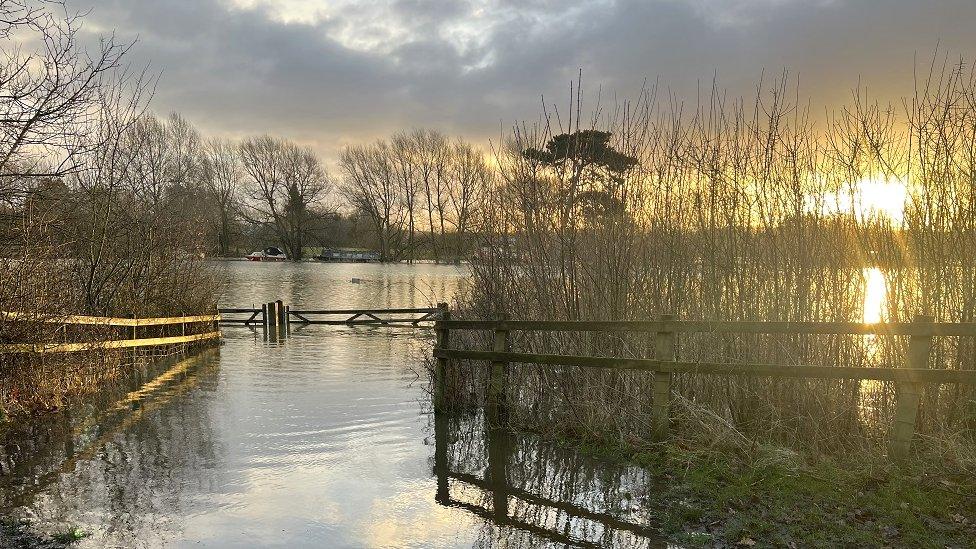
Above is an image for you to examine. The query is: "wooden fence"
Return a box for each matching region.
[432,314,976,457]
[219,302,447,327]
[0,311,221,354]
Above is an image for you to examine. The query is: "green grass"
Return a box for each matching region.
[52,527,89,544]
[1,519,87,547]
[551,437,976,548]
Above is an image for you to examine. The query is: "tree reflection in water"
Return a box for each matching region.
[432,412,664,548]
[0,350,222,546]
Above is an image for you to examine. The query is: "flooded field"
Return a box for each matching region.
[0,262,661,548]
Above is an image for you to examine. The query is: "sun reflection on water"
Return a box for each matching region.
[862,267,888,324]
[859,267,889,424]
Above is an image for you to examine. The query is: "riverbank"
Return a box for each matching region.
[0,317,219,419]
[561,437,976,547]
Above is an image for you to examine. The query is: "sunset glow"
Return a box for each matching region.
[820,177,908,224]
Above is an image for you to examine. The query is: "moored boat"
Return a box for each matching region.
[316,248,381,263]
[245,247,288,261]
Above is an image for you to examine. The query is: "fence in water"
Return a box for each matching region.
[218,301,448,327]
[432,314,976,457]
[0,311,221,354]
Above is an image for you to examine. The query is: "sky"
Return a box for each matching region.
[73,0,976,162]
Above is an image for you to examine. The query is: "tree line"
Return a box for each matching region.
[1,6,495,272]
[24,114,494,263]
[163,122,494,262]
[338,129,491,262]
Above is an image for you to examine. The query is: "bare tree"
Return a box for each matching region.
[165,112,204,190]
[409,129,451,261]
[337,130,491,262]
[239,135,331,260]
[446,139,490,262]
[65,95,215,314]
[124,114,170,205]
[390,132,418,261]
[338,141,406,262]
[201,138,242,256]
[0,1,136,185]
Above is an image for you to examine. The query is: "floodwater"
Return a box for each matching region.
[0,262,662,548]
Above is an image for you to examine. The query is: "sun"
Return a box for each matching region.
[819,176,908,224]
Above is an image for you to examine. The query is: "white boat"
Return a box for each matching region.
[245,247,288,262]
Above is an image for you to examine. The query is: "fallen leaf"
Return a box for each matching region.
[737,537,757,546]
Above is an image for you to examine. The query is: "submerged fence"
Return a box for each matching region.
[219,301,447,327]
[0,311,221,354]
[432,314,976,457]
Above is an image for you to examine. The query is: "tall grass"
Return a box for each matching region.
[450,58,976,462]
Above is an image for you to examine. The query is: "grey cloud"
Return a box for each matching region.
[71,0,976,161]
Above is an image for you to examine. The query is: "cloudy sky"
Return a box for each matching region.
[75,0,976,161]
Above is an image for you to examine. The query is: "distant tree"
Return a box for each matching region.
[239,135,331,260]
[165,112,205,191]
[409,129,451,261]
[201,138,242,256]
[522,130,637,222]
[124,113,206,207]
[338,141,406,262]
[446,139,490,261]
[390,132,418,261]
[336,130,493,262]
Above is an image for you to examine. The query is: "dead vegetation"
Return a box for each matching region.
[445,59,976,466]
[0,1,219,417]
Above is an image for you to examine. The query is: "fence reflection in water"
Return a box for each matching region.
[432,413,664,548]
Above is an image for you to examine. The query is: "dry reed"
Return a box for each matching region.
[446,58,976,464]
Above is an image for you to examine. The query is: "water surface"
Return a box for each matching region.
[1,262,661,548]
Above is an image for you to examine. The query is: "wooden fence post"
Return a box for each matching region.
[130,313,137,364]
[485,416,511,520]
[433,410,450,504]
[652,313,676,440]
[284,304,291,335]
[434,303,450,414]
[890,314,934,459]
[487,313,510,428]
[276,300,286,325]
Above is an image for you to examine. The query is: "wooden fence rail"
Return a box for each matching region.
[432,314,976,458]
[1,311,220,327]
[218,303,447,327]
[434,318,976,336]
[0,312,221,354]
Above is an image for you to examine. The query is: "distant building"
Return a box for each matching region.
[317,248,381,263]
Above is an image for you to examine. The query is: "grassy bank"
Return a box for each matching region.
[558,436,976,547]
